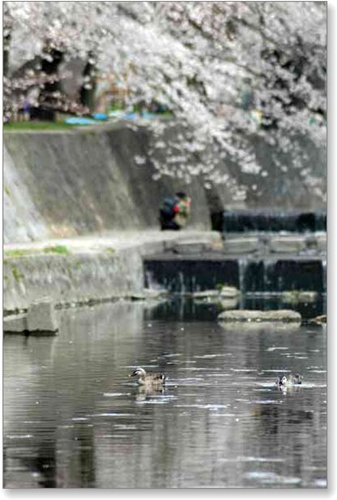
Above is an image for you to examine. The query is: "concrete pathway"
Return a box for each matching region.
[4,230,222,254]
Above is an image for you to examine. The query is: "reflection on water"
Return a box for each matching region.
[4,301,327,488]
[145,294,326,322]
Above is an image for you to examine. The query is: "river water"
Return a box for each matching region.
[4,300,327,488]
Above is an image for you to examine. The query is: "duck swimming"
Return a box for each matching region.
[129,367,166,388]
[276,373,303,388]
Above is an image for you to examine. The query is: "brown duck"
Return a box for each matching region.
[129,367,166,388]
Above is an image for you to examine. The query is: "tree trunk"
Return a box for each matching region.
[35,47,64,121]
[80,53,97,112]
[3,32,11,78]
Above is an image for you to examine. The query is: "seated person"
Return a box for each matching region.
[159,192,192,230]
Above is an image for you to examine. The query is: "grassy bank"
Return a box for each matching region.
[4,121,76,131]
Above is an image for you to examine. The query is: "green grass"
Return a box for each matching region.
[5,249,36,258]
[5,245,70,258]
[4,121,76,131]
[43,245,70,255]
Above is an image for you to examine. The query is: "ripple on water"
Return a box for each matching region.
[314,479,327,487]
[245,471,302,485]
[122,365,159,369]
[103,392,130,397]
[220,456,284,463]
[114,424,137,430]
[136,397,176,405]
[6,434,33,440]
[175,404,230,410]
[178,367,220,371]
[88,413,134,418]
[230,368,257,372]
[193,354,231,359]
[252,399,283,405]
[255,382,276,388]
[170,377,204,384]
[260,369,291,373]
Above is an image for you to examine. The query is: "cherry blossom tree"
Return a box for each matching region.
[4,1,326,201]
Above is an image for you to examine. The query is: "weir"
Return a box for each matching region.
[144,210,326,298]
[144,254,325,293]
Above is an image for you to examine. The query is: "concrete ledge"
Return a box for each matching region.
[4,297,58,335]
[172,241,209,254]
[4,231,221,312]
[218,309,302,323]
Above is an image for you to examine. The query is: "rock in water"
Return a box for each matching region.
[218,309,301,323]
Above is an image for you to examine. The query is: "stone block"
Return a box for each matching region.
[269,236,306,254]
[223,237,259,254]
[27,297,58,333]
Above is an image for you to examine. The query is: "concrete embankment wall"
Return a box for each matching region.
[4,232,222,312]
[3,122,326,314]
[4,123,211,244]
[4,247,144,313]
[4,122,326,244]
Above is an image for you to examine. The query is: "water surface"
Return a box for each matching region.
[4,300,327,488]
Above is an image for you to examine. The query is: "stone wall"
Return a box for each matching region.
[4,248,144,312]
[3,231,222,312]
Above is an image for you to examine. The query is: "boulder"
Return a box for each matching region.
[218,309,301,323]
[309,314,327,325]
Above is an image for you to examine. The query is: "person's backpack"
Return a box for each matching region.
[160,196,177,221]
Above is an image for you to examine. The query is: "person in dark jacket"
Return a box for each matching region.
[159,192,192,230]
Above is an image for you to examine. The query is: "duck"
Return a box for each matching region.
[276,373,303,388]
[129,367,166,388]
